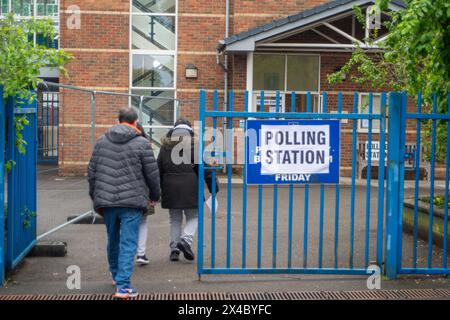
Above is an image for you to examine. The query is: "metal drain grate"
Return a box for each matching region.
[0,289,449,300]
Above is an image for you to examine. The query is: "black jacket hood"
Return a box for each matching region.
[105,124,140,144]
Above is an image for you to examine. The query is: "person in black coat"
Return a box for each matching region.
[157,118,218,261]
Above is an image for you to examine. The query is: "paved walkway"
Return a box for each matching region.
[0,167,448,295]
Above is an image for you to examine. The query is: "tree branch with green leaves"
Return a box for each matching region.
[328,0,450,161]
[0,13,72,170]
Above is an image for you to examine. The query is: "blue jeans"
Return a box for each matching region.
[103,207,142,290]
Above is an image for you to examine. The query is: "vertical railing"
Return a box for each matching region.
[376,93,387,266]
[385,92,406,279]
[197,90,206,277]
[272,91,280,268]
[303,92,311,269]
[210,90,218,269]
[257,91,264,269]
[287,92,296,269]
[0,87,5,286]
[349,93,358,268]
[242,91,249,268]
[443,94,450,268]
[364,93,374,268]
[318,92,327,268]
[427,94,438,269]
[226,91,233,269]
[334,93,343,269]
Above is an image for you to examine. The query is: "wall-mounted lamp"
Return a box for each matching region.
[185,64,198,79]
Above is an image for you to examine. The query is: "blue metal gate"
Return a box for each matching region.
[197,90,388,276]
[197,90,450,279]
[5,95,38,271]
[0,88,6,285]
[386,93,450,278]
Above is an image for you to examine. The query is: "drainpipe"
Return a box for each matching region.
[223,0,230,174]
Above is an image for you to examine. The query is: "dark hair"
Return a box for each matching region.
[136,122,149,139]
[174,118,192,128]
[118,108,138,124]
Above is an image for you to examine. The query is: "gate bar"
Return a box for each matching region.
[226,91,233,269]
[0,87,5,285]
[287,92,296,268]
[272,91,281,268]
[204,111,382,120]
[303,92,312,268]
[210,90,218,269]
[318,92,327,268]
[443,94,450,267]
[427,94,438,269]
[197,90,206,276]
[364,93,374,268]
[349,93,358,268]
[412,93,422,268]
[242,91,249,268]
[257,91,264,269]
[334,92,343,269]
[200,268,369,275]
[376,93,387,266]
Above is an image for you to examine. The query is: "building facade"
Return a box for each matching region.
[3,0,433,179]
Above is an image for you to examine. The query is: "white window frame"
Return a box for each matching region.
[357,92,385,133]
[248,52,322,113]
[129,0,178,127]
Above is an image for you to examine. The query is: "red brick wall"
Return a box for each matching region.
[59,0,129,175]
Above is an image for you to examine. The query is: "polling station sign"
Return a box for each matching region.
[246,120,340,184]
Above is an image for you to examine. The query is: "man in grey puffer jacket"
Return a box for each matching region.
[88,108,160,299]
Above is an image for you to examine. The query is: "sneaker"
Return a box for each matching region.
[114,287,139,299]
[136,255,149,265]
[177,239,195,261]
[170,250,180,261]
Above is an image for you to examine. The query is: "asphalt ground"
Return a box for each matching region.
[0,166,448,295]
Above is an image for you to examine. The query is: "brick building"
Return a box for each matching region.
[53,0,414,176]
[5,0,430,178]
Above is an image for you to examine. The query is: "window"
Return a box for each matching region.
[12,0,33,16]
[286,55,319,92]
[130,0,177,139]
[132,54,174,88]
[253,55,285,91]
[36,0,58,17]
[132,15,176,50]
[131,89,175,127]
[1,1,59,49]
[1,0,8,15]
[252,53,321,112]
[358,93,383,132]
[132,0,176,14]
